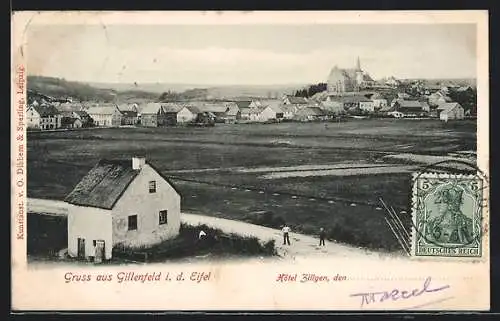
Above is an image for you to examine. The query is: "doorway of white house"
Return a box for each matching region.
[94,240,105,263]
[77,238,85,259]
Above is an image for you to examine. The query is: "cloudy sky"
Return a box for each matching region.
[27,23,477,85]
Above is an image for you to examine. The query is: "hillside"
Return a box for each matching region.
[28,76,159,103]
[90,82,307,99]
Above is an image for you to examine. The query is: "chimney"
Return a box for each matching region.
[132,156,146,170]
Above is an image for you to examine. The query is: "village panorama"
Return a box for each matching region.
[26,55,477,265]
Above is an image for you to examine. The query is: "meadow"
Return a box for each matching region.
[27,118,476,252]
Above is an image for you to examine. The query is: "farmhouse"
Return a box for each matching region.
[257,102,284,122]
[428,92,453,106]
[234,100,252,109]
[120,110,138,125]
[240,107,261,122]
[370,93,388,110]
[282,95,308,106]
[61,117,83,129]
[392,99,429,117]
[319,101,345,115]
[86,104,123,127]
[140,103,168,127]
[294,107,328,122]
[196,102,228,122]
[118,104,139,125]
[177,105,201,124]
[26,105,62,130]
[280,105,297,120]
[73,110,93,127]
[437,102,465,121]
[224,102,241,123]
[64,157,181,261]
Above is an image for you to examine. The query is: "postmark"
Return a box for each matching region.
[411,171,485,258]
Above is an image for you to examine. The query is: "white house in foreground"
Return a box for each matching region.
[64,157,181,261]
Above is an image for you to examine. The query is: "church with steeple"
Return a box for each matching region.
[327,57,375,93]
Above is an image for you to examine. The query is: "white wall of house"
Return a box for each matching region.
[88,113,111,126]
[372,99,388,109]
[177,108,196,123]
[282,110,295,119]
[321,101,344,114]
[67,204,113,260]
[26,107,41,129]
[259,106,277,122]
[440,106,465,121]
[112,163,181,248]
[359,101,375,112]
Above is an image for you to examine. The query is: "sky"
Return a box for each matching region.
[26,24,477,85]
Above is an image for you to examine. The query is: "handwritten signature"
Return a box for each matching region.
[350,276,451,308]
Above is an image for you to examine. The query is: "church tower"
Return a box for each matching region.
[355,56,361,71]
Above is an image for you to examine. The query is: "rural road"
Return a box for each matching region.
[182,213,377,260]
[27,198,380,260]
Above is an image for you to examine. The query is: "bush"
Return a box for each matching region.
[112,223,277,263]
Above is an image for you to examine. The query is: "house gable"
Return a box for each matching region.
[112,162,181,247]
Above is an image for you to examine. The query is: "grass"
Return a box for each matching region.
[112,223,276,263]
[26,119,476,253]
[26,213,276,263]
[27,213,67,258]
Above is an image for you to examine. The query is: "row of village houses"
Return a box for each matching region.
[26,87,471,130]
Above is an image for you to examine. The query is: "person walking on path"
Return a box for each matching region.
[282,224,291,245]
[319,227,326,246]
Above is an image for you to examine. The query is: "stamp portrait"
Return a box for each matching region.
[412,173,484,258]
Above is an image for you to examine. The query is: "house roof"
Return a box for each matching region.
[121,110,138,117]
[74,110,89,117]
[197,103,227,113]
[118,103,138,112]
[64,159,140,210]
[240,107,259,115]
[261,100,284,113]
[64,159,180,210]
[370,93,385,100]
[56,102,84,112]
[280,105,296,113]
[296,107,325,116]
[342,96,372,103]
[184,105,202,114]
[31,105,61,117]
[161,103,183,113]
[395,100,423,108]
[437,102,462,112]
[235,101,252,109]
[379,104,394,112]
[225,103,240,116]
[86,105,120,115]
[141,103,165,114]
[285,96,308,104]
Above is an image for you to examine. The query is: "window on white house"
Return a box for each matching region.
[149,181,156,193]
[159,210,168,225]
[128,215,137,231]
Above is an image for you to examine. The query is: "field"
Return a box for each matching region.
[27,118,476,252]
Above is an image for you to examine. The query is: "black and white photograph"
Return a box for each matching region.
[11,11,490,311]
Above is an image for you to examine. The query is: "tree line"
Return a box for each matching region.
[293,83,327,98]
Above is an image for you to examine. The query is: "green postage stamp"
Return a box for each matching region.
[411,172,485,258]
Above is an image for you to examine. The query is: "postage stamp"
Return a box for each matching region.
[411,172,485,258]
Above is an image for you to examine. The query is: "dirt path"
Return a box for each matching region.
[181,213,378,260]
[27,198,382,260]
